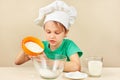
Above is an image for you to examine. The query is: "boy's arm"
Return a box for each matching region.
[15,50,30,65]
[63,53,81,72]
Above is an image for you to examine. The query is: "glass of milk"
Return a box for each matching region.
[87,57,103,77]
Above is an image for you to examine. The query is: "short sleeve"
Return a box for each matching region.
[66,40,83,59]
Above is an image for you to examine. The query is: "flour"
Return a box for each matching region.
[25,42,43,53]
[39,68,59,79]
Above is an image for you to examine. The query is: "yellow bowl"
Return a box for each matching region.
[22,36,44,56]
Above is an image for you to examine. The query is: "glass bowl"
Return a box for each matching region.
[32,54,66,79]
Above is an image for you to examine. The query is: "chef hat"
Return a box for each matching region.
[34,0,77,30]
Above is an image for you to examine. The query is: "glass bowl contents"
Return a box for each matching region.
[32,54,66,79]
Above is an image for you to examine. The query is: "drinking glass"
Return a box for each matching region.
[87,57,103,77]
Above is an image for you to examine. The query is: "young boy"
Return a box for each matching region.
[15,0,83,72]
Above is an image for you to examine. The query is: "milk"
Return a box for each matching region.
[88,60,103,76]
[25,42,43,53]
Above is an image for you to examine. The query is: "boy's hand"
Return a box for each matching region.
[29,52,48,62]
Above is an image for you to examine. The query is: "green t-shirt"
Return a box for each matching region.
[42,39,83,61]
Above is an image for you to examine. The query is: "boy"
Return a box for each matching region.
[15,0,83,72]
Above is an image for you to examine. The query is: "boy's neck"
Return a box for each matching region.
[49,41,63,51]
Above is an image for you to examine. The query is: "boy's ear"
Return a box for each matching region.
[66,30,69,34]
[65,30,69,37]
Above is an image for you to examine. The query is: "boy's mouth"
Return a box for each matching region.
[49,40,56,44]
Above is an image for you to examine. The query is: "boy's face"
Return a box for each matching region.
[44,21,68,49]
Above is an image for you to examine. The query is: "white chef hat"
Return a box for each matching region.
[34,0,77,30]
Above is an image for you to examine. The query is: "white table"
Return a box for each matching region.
[0,67,120,80]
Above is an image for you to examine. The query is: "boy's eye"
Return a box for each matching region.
[46,31,51,34]
[55,31,60,34]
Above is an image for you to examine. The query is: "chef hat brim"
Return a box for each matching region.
[44,11,69,29]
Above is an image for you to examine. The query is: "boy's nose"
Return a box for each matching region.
[50,34,55,39]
